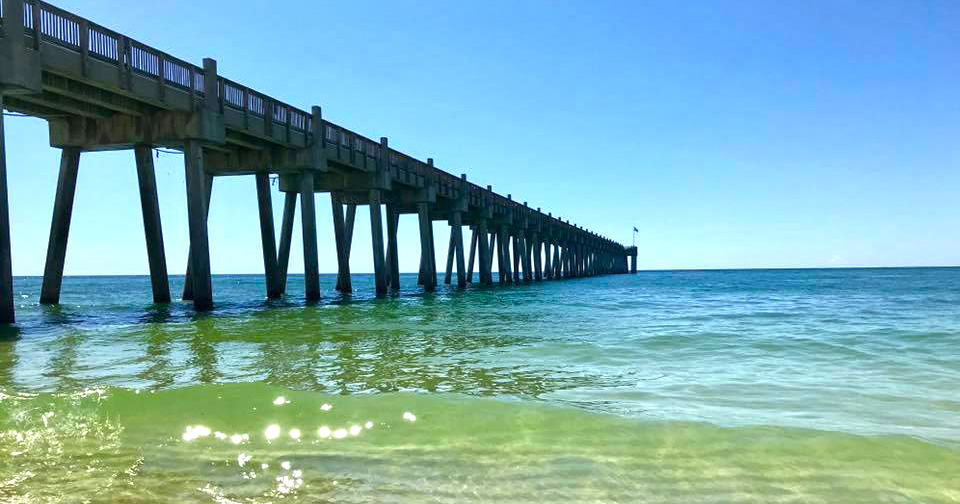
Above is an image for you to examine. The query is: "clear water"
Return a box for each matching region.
[1,268,958,503]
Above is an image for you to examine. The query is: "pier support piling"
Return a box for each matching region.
[417,202,436,290]
[330,192,352,293]
[444,228,455,285]
[477,220,491,286]
[386,203,400,290]
[533,233,542,281]
[134,145,171,303]
[466,227,478,284]
[544,241,552,280]
[40,147,81,305]
[299,172,320,301]
[495,228,505,284]
[486,229,497,285]
[277,191,297,295]
[369,190,387,296]
[0,96,14,323]
[182,173,212,301]
[255,173,281,299]
[512,234,521,283]
[182,141,213,310]
[452,212,466,288]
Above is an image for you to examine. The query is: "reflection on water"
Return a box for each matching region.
[1,274,604,397]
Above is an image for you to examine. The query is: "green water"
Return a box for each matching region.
[1,269,959,502]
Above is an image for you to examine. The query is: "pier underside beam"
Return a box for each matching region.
[277,191,297,294]
[300,172,320,301]
[0,96,15,323]
[255,173,281,299]
[183,141,213,310]
[39,147,81,305]
[134,145,171,303]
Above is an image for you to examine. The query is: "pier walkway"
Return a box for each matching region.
[0,0,638,323]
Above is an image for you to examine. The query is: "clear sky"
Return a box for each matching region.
[3,0,959,275]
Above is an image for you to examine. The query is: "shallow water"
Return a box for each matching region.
[1,268,959,502]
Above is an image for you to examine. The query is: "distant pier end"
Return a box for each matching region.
[0,0,635,323]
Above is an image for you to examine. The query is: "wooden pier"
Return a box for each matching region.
[0,0,638,323]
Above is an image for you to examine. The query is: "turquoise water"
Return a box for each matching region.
[1,268,959,502]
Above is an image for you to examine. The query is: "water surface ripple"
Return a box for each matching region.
[1,268,958,502]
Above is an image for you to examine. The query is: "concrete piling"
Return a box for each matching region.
[39,147,81,305]
[386,203,400,290]
[277,192,297,295]
[444,227,455,285]
[477,220,491,286]
[0,96,14,323]
[255,173,281,299]
[182,173,213,301]
[466,227,478,284]
[369,189,387,296]
[452,212,466,288]
[417,202,436,290]
[134,145,171,303]
[182,141,213,310]
[299,172,321,301]
[330,192,351,293]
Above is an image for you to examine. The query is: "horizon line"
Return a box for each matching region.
[8,264,959,278]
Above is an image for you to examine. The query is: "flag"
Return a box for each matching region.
[633,227,638,232]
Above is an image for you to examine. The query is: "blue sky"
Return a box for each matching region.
[4,0,959,275]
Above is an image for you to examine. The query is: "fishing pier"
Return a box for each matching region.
[0,0,638,323]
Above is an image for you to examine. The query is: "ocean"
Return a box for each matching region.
[1,268,958,502]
